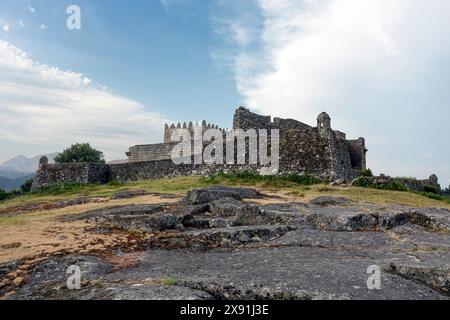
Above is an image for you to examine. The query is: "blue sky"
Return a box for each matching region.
[0,0,449,187]
[0,0,241,120]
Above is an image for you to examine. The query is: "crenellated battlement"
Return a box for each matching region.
[164,121,226,143]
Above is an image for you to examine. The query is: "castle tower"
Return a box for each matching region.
[317,112,331,139]
[38,156,49,169]
[163,120,223,143]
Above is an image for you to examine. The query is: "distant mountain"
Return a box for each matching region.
[0,173,35,192]
[0,153,58,174]
[0,169,30,179]
[0,153,58,191]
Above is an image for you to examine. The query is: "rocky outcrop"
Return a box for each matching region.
[184,186,263,205]
[112,189,147,200]
[386,263,450,295]
[4,188,450,300]
[353,174,442,194]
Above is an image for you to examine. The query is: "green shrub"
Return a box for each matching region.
[423,185,439,194]
[20,179,34,194]
[420,192,444,201]
[442,186,450,196]
[387,181,409,192]
[353,176,408,192]
[0,189,21,202]
[201,171,324,187]
[55,143,105,164]
[0,189,9,201]
[359,168,374,177]
[353,176,370,188]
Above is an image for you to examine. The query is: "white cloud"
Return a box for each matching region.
[0,40,172,160]
[160,0,171,12]
[219,0,450,183]
[27,4,36,13]
[18,20,24,28]
[160,0,190,13]
[39,24,47,31]
[2,24,10,32]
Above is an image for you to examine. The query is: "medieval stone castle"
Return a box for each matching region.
[32,107,367,190]
[125,107,367,179]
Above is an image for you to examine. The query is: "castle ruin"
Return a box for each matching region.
[125,107,367,180]
[32,107,368,190]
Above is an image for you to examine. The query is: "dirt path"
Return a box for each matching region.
[0,195,180,264]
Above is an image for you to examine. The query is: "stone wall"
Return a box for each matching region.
[278,128,332,179]
[109,160,265,183]
[329,133,355,180]
[31,162,110,191]
[127,107,366,180]
[278,128,354,180]
[127,142,177,162]
[347,138,367,173]
[233,107,311,132]
[273,117,312,132]
[32,107,368,189]
[233,107,274,130]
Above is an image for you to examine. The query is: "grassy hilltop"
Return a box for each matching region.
[1,173,449,218]
[1,173,450,299]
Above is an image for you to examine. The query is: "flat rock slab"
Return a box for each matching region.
[112,189,147,200]
[110,247,447,300]
[184,186,263,205]
[63,204,173,222]
[305,206,450,232]
[104,284,213,300]
[386,262,450,295]
[271,228,395,251]
[9,255,212,300]
[310,196,353,207]
[149,225,296,250]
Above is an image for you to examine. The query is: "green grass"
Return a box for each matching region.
[0,172,324,210]
[312,186,450,208]
[353,176,408,191]
[0,215,28,226]
[161,277,178,286]
[352,176,450,205]
[418,191,450,204]
[1,173,449,211]
[0,177,202,209]
[201,171,324,188]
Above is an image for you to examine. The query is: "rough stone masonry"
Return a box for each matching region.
[32,107,367,190]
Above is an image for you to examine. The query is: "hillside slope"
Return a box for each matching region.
[0,153,58,174]
[0,173,35,191]
[0,178,449,300]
